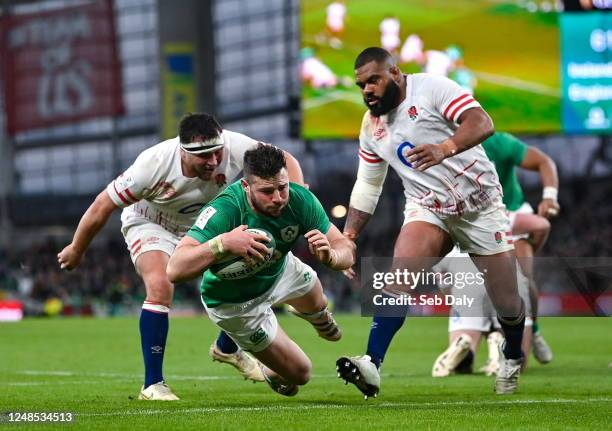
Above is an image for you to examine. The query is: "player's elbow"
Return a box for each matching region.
[166,259,185,284]
[481,111,495,140]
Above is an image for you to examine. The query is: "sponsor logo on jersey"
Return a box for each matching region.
[249,328,268,345]
[280,225,299,242]
[408,105,418,120]
[373,127,387,141]
[195,207,217,229]
[396,141,415,168]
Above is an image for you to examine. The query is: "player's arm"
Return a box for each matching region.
[407,107,494,171]
[344,151,388,240]
[305,224,356,270]
[167,225,270,283]
[57,190,117,270]
[283,150,306,187]
[520,147,560,218]
[229,133,306,187]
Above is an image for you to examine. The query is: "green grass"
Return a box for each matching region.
[1,316,610,430]
[301,0,561,138]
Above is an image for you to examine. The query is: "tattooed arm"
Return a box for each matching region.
[343,207,372,241]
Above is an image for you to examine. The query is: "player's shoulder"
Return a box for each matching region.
[359,111,376,138]
[410,72,456,92]
[289,182,312,196]
[289,182,320,205]
[222,129,256,146]
[207,181,244,212]
[137,137,179,163]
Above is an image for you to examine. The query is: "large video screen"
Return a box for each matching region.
[301,0,561,139]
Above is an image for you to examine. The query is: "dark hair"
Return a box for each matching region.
[243,144,286,180]
[354,47,395,69]
[178,113,222,143]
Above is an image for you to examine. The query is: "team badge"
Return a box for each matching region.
[408,105,418,120]
[280,225,299,242]
[494,231,502,244]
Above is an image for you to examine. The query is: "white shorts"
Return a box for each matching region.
[447,257,533,333]
[122,219,180,264]
[403,199,514,255]
[204,252,317,352]
[507,202,534,242]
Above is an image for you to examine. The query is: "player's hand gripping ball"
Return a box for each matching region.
[209,228,275,280]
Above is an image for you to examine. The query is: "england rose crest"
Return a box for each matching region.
[408,106,418,120]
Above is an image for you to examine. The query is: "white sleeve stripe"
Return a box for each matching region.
[449,100,480,123]
[359,147,378,157]
[359,151,383,163]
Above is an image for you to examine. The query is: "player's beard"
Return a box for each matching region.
[194,167,215,181]
[250,194,286,218]
[365,79,401,117]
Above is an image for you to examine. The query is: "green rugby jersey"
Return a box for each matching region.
[482,132,528,211]
[187,181,331,307]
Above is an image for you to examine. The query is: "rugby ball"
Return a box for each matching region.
[209,228,276,280]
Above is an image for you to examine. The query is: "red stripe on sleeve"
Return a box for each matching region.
[125,188,138,202]
[113,182,131,205]
[443,94,470,119]
[449,98,476,122]
[360,148,378,157]
[130,239,142,250]
[359,150,383,163]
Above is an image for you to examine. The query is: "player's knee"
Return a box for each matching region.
[289,360,312,386]
[534,216,551,234]
[144,275,174,304]
[494,295,522,317]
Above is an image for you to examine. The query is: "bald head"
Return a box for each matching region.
[354,47,396,70]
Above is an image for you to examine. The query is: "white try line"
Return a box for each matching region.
[79,398,612,417]
[7,380,107,387]
[12,370,369,382]
[17,370,234,381]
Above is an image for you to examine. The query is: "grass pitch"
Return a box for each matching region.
[1,315,610,430]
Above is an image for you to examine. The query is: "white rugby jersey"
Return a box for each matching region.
[106,130,258,236]
[357,73,501,216]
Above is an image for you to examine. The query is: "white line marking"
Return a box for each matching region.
[79,398,612,417]
[7,380,105,386]
[303,90,363,110]
[473,71,561,97]
[12,370,348,382]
